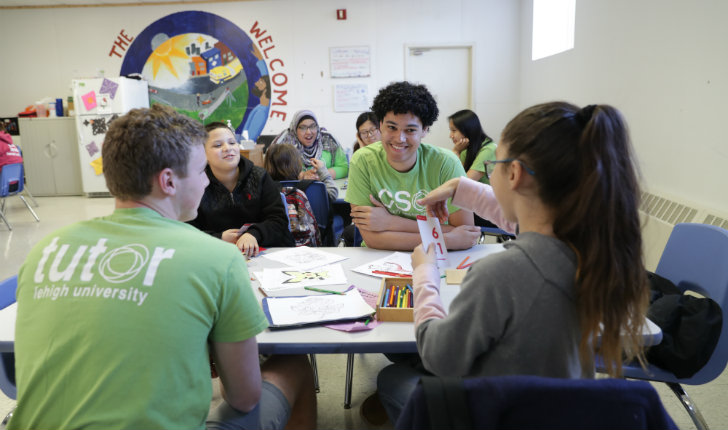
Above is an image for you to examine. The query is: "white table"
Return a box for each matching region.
[249,245,508,354]
[0,244,664,353]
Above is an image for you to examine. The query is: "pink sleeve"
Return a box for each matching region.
[451,177,517,234]
[413,263,447,327]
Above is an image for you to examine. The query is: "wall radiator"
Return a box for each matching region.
[640,191,728,270]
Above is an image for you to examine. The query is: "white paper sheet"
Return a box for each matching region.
[264,289,375,327]
[262,246,348,270]
[258,263,348,293]
[351,252,413,278]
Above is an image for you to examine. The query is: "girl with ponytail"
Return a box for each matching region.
[375,102,650,423]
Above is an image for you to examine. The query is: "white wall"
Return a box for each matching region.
[519,0,728,215]
[0,0,521,153]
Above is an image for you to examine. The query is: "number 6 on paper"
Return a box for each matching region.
[417,215,448,267]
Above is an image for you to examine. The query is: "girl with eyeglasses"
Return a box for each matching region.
[376,102,651,423]
[353,111,381,153]
[271,109,349,180]
[449,109,496,185]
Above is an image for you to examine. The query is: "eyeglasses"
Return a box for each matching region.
[297,124,319,133]
[484,158,536,179]
[358,128,380,138]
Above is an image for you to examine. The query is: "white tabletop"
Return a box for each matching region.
[0,244,662,354]
[249,245,506,354]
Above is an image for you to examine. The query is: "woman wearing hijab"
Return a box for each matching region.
[271,109,349,179]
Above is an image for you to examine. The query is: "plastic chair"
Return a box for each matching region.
[0,163,39,230]
[280,181,333,245]
[396,375,677,429]
[1,275,18,402]
[256,134,277,154]
[596,223,728,430]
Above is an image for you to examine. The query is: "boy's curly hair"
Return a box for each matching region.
[371,81,439,128]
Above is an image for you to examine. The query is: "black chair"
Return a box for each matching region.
[256,134,277,154]
[396,375,678,430]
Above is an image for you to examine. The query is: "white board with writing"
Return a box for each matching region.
[330,46,371,78]
[334,84,369,112]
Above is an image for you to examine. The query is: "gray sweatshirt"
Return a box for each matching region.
[416,232,594,379]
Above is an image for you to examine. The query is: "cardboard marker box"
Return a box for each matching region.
[376,277,414,322]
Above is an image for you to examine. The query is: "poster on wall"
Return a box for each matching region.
[334,84,369,112]
[330,46,371,78]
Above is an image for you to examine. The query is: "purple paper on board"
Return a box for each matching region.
[85,141,99,157]
[99,78,119,99]
[324,286,380,332]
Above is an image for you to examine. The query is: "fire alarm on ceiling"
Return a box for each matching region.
[337,9,347,20]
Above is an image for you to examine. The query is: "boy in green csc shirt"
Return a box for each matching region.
[347,81,481,251]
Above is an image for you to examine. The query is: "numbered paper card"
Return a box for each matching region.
[416,215,448,267]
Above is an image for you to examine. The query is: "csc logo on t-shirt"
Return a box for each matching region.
[377,189,427,215]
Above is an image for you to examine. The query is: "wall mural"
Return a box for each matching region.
[120,11,271,141]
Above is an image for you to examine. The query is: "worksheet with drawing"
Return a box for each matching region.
[263,289,375,327]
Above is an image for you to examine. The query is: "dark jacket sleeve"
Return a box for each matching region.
[246,171,295,247]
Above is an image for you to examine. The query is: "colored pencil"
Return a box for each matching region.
[303,286,345,295]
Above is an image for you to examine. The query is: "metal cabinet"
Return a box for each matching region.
[18,117,83,196]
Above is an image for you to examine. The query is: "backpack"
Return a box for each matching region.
[282,186,322,247]
[646,271,723,378]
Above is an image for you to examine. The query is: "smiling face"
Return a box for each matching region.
[448,119,465,145]
[358,120,381,146]
[296,118,318,147]
[204,127,240,174]
[380,111,428,172]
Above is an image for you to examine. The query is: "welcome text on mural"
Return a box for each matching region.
[249,21,288,121]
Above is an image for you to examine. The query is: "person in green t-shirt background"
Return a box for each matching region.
[449,109,497,185]
[10,104,316,430]
[347,81,481,251]
[449,109,503,228]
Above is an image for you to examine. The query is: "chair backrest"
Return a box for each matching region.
[280,180,330,233]
[654,222,728,383]
[256,134,277,154]
[396,375,678,430]
[0,163,25,196]
[0,275,17,310]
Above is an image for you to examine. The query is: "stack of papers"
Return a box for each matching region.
[262,289,375,329]
[257,247,349,295]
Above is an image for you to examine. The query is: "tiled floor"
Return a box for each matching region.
[2,195,728,429]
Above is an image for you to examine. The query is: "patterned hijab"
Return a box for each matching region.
[275,110,322,166]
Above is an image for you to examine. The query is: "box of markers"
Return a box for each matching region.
[376,277,414,322]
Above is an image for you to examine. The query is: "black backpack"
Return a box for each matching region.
[646,271,723,378]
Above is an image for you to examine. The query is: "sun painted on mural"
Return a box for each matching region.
[120,11,270,141]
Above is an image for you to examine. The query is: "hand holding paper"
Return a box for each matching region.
[416,215,448,267]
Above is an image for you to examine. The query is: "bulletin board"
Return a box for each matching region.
[334,84,369,112]
[330,46,371,78]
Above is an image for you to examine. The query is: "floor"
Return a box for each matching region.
[2,195,728,429]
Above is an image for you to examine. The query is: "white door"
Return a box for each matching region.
[405,45,473,150]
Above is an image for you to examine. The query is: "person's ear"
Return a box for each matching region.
[157,168,177,196]
[422,127,430,136]
[508,161,523,190]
